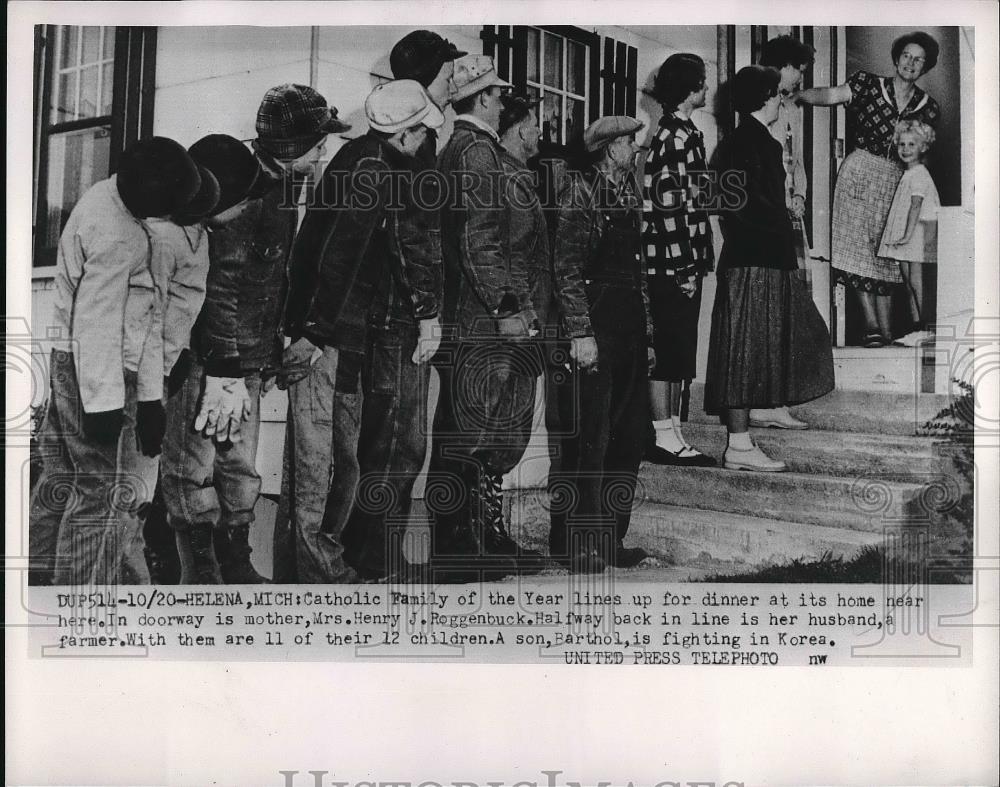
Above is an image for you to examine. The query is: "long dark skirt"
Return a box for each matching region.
[704,266,834,414]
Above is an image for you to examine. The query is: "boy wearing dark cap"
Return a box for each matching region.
[29,137,201,586]
[165,85,349,585]
[277,80,444,583]
[135,161,221,583]
[390,31,466,121]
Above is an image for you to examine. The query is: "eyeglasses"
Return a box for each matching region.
[899,53,926,65]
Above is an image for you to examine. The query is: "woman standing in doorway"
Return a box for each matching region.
[797,31,941,347]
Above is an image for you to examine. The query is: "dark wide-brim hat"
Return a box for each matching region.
[116,137,201,219]
[390,30,467,87]
[255,83,352,161]
[173,164,221,225]
[188,134,261,217]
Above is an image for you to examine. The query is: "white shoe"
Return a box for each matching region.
[724,441,788,472]
[896,330,934,347]
[749,407,809,430]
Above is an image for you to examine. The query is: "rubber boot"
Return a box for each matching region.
[215,524,270,584]
[480,472,544,573]
[178,525,222,585]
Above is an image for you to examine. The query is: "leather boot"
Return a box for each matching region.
[178,525,222,585]
[215,524,270,584]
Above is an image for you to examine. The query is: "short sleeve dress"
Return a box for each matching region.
[876,164,941,263]
[831,71,940,293]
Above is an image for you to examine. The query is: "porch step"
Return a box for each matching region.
[830,345,936,394]
[635,463,936,532]
[505,491,883,575]
[677,423,947,477]
[685,382,951,437]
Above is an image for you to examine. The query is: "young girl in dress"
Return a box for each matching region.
[877,119,940,345]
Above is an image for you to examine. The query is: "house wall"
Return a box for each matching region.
[30,24,725,492]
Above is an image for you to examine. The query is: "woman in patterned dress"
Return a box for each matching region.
[797,31,941,347]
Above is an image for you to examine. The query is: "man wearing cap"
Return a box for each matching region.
[548,116,653,572]
[277,80,444,583]
[29,137,202,586]
[426,55,541,581]
[642,53,717,468]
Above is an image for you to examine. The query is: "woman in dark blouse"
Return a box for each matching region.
[798,31,941,347]
[705,66,834,472]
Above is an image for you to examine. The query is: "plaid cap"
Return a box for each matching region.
[255,83,352,160]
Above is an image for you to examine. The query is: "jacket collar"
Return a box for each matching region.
[364,130,420,169]
[454,114,501,143]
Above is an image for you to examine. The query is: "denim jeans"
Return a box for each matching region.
[29,350,153,586]
[341,319,430,576]
[426,339,536,554]
[160,356,262,531]
[549,285,649,555]
[272,346,363,583]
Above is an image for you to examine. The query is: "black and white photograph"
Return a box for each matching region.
[5,1,998,785]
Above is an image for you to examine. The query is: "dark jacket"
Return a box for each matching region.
[437,119,535,339]
[500,149,549,326]
[553,166,652,341]
[193,168,294,377]
[715,115,797,272]
[285,132,441,351]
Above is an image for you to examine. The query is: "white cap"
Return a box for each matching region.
[365,79,445,134]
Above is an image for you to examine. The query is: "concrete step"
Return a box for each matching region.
[830,345,937,394]
[635,463,938,532]
[675,422,946,477]
[505,491,883,576]
[685,382,951,437]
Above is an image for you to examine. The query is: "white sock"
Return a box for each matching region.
[654,421,685,452]
[670,415,690,447]
[728,431,753,450]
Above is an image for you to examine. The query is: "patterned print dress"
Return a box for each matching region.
[832,70,940,292]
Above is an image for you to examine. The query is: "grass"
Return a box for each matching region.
[700,544,970,584]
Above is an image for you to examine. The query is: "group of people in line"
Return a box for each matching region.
[28,28,944,586]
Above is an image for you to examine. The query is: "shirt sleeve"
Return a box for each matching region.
[70,233,148,413]
[457,140,511,314]
[163,227,210,374]
[846,70,872,107]
[644,129,698,277]
[551,175,593,338]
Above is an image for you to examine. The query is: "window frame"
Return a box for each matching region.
[482,24,604,145]
[32,24,158,273]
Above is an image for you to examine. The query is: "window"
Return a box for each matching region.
[33,25,157,268]
[481,26,636,146]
